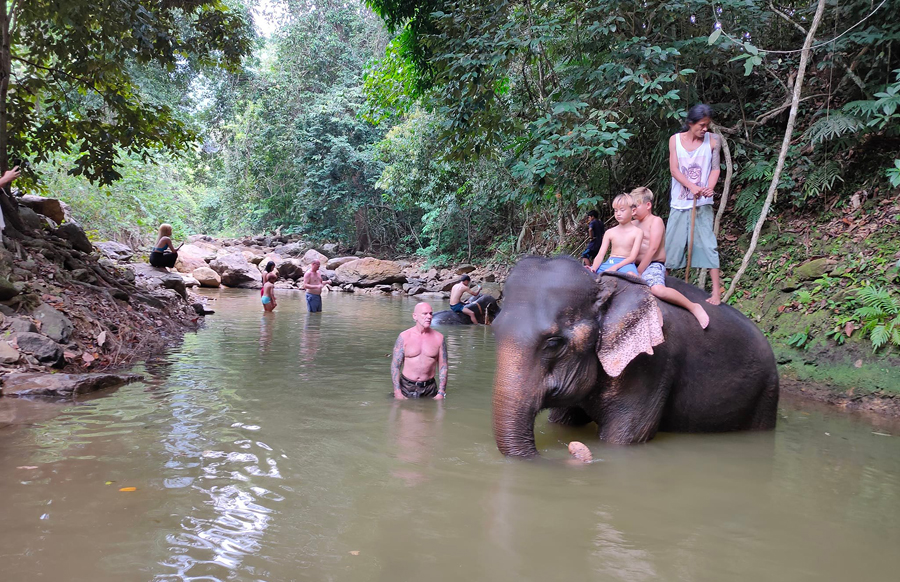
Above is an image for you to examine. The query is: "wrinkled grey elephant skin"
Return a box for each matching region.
[492,256,779,457]
[431,295,501,325]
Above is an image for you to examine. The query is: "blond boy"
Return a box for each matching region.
[590,193,642,276]
[631,187,709,328]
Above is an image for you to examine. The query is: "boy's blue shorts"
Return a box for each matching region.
[595,257,639,277]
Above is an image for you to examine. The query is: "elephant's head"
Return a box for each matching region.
[468,294,502,324]
[491,257,664,457]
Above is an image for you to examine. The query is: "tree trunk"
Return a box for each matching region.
[0,0,25,235]
[354,207,369,252]
[723,0,827,302]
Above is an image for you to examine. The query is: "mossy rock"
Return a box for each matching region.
[0,276,18,300]
[793,258,835,281]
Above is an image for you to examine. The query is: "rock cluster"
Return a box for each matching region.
[125,233,509,298]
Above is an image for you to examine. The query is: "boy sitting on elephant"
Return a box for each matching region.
[589,193,642,276]
[631,187,709,328]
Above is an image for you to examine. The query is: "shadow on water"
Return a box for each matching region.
[0,289,898,581]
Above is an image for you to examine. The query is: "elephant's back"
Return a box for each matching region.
[658,278,778,429]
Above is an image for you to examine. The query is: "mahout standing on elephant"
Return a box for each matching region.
[667,103,723,304]
[492,256,778,457]
[391,302,448,400]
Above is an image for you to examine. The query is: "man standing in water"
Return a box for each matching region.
[391,302,448,400]
[303,259,328,312]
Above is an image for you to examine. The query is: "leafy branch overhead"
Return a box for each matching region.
[2,0,252,185]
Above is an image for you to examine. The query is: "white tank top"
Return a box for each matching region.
[670,132,713,210]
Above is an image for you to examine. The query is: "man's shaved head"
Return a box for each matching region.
[413,301,433,329]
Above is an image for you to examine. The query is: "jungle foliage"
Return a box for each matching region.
[19,0,900,267]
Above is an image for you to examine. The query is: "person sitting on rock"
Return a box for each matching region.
[149,224,182,269]
[449,275,482,324]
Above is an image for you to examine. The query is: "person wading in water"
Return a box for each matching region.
[391,302,448,400]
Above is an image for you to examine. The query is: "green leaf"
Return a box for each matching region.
[708,28,722,45]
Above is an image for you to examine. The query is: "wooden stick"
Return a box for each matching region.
[684,195,698,283]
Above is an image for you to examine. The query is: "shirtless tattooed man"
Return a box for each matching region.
[391,302,448,400]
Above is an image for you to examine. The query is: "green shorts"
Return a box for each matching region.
[664,205,720,270]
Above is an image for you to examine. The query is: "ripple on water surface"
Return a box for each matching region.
[0,289,899,582]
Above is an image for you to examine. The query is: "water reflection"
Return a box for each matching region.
[388,400,445,486]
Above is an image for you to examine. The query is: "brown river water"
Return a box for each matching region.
[1,289,899,582]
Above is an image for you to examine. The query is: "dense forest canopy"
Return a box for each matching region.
[5,0,898,265]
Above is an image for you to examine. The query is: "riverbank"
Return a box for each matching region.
[720,190,900,408]
[0,196,206,397]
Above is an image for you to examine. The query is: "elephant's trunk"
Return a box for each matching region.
[492,342,541,457]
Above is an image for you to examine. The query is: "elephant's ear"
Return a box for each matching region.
[595,275,664,378]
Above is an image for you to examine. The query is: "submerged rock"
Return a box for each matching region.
[2,372,143,397]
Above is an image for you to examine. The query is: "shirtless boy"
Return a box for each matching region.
[449,275,482,324]
[261,272,277,312]
[303,259,328,313]
[631,187,709,329]
[590,193,642,276]
[391,302,448,400]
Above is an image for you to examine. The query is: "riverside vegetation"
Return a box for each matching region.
[0,1,898,409]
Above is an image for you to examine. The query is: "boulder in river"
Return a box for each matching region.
[192,266,221,288]
[325,256,357,270]
[175,244,212,273]
[300,249,329,268]
[0,340,20,364]
[2,372,143,397]
[210,253,262,288]
[277,258,304,280]
[273,242,307,257]
[333,258,406,287]
[96,241,134,262]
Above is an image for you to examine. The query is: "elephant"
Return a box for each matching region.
[492,256,779,457]
[431,294,501,325]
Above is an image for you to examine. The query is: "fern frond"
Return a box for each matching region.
[802,161,843,199]
[804,112,865,145]
[854,305,884,319]
[871,325,889,351]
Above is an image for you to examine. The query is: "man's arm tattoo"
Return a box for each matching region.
[391,335,404,391]
[438,339,448,392]
[711,136,721,169]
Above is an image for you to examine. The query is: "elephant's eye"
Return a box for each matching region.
[544,336,565,351]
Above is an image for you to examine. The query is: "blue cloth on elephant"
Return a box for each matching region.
[450,302,466,313]
[595,257,639,277]
[306,293,322,312]
[399,375,438,398]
